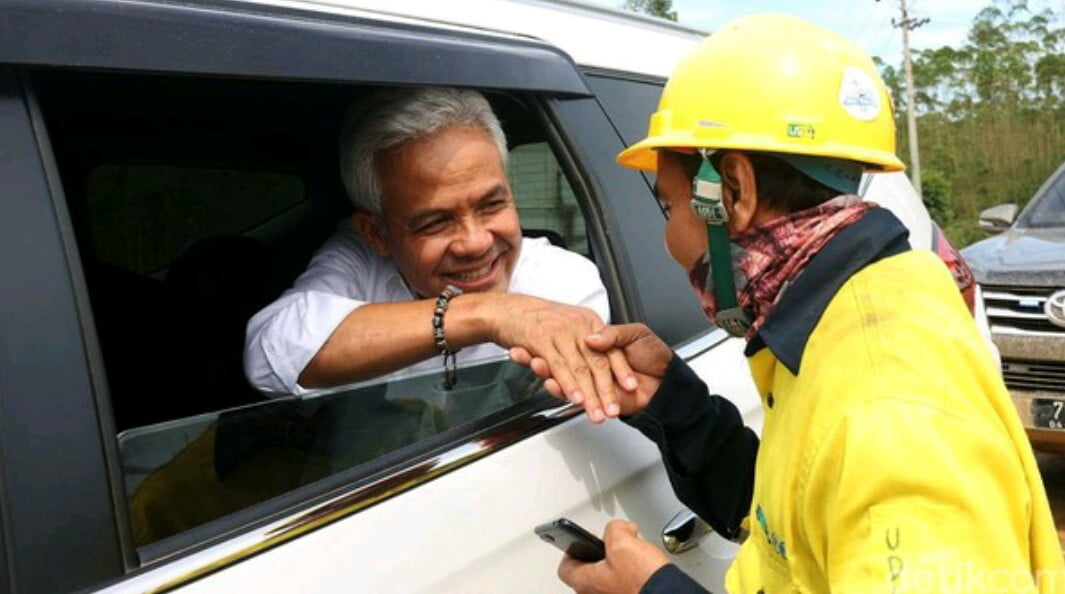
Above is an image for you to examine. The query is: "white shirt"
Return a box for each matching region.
[244,221,610,394]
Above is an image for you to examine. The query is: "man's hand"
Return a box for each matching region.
[558,520,669,594]
[489,295,636,423]
[511,323,672,421]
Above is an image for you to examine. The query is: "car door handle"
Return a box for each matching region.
[661,509,713,554]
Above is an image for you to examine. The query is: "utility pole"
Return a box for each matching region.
[886,0,929,199]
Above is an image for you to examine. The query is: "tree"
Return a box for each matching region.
[880,0,1065,247]
[621,0,677,21]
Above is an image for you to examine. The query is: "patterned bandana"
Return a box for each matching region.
[688,195,875,340]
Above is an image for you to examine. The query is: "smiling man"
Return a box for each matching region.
[244,87,616,407]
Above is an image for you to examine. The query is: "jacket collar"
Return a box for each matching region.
[744,207,911,374]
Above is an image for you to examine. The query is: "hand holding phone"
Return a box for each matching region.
[534,518,606,562]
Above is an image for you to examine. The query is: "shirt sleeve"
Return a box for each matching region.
[624,354,759,540]
[244,228,374,395]
[802,398,1045,593]
[244,290,364,395]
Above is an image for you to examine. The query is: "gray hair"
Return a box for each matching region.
[339,87,509,216]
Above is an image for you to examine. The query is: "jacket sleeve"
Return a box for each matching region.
[624,354,759,541]
[640,564,712,594]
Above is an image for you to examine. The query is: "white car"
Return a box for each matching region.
[0,1,969,592]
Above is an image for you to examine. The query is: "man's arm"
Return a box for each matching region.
[623,353,758,540]
[298,291,610,390]
[247,286,621,409]
[522,324,758,537]
[245,230,627,414]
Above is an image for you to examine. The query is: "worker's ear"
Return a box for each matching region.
[717,152,760,234]
[352,211,391,257]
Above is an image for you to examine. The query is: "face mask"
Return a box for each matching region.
[686,242,751,328]
[688,193,875,339]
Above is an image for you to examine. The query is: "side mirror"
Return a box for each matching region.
[978,203,1018,233]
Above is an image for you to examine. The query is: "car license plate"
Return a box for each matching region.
[1031,398,1065,429]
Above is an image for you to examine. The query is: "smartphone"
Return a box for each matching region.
[534,518,606,562]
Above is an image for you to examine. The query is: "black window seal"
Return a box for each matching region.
[532,95,637,324]
[19,71,141,571]
[581,66,668,87]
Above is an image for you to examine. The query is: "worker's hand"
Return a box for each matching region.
[511,323,670,418]
[490,295,636,423]
[557,520,669,594]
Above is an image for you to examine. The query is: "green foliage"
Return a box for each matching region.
[880,0,1065,247]
[620,0,676,21]
[920,168,953,224]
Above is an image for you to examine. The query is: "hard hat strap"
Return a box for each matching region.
[691,155,753,337]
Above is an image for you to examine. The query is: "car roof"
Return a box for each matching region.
[2,0,595,95]
[229,0,707,79]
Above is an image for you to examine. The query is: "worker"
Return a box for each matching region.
[516,14,1065,594]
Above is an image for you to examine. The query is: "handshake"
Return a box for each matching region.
[502,314,674,423]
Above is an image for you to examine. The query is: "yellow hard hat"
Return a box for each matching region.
[617,14,905,173]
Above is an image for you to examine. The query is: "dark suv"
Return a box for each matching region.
[962,161,1065,449]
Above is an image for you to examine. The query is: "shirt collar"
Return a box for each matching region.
[744,207,912,375]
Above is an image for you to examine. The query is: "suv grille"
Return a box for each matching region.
[1002,360,1065,392]
[982,285,1065,335]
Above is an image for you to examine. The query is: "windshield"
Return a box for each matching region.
[1021,168,1065,228]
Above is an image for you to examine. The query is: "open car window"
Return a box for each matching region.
[34,69,605,552]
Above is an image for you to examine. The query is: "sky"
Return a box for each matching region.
[607,0,1062,65]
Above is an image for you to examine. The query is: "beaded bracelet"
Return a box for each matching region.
[433,284,463,389]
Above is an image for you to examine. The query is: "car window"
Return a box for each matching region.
[119,359,549,546]
[509,142,589,256]
[1024,168,1065,228]
[34,70,606,551]
[584,73,665,147]
[585,73,664,219]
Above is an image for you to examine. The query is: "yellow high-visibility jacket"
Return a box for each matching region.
[630,208,1064,594]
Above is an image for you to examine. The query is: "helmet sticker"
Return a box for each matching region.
[838,67,881,121]
[786,123,816,140]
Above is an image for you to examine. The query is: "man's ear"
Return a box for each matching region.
[352,212,391,257]
[717,152,760,234]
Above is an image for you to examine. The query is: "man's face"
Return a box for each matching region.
[362,125,522,298]
[654,151,709,272]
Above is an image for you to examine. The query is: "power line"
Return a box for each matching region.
[869,18,897,59]
[854,2,882,45]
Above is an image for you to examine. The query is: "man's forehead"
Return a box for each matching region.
[383,182,509,223]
